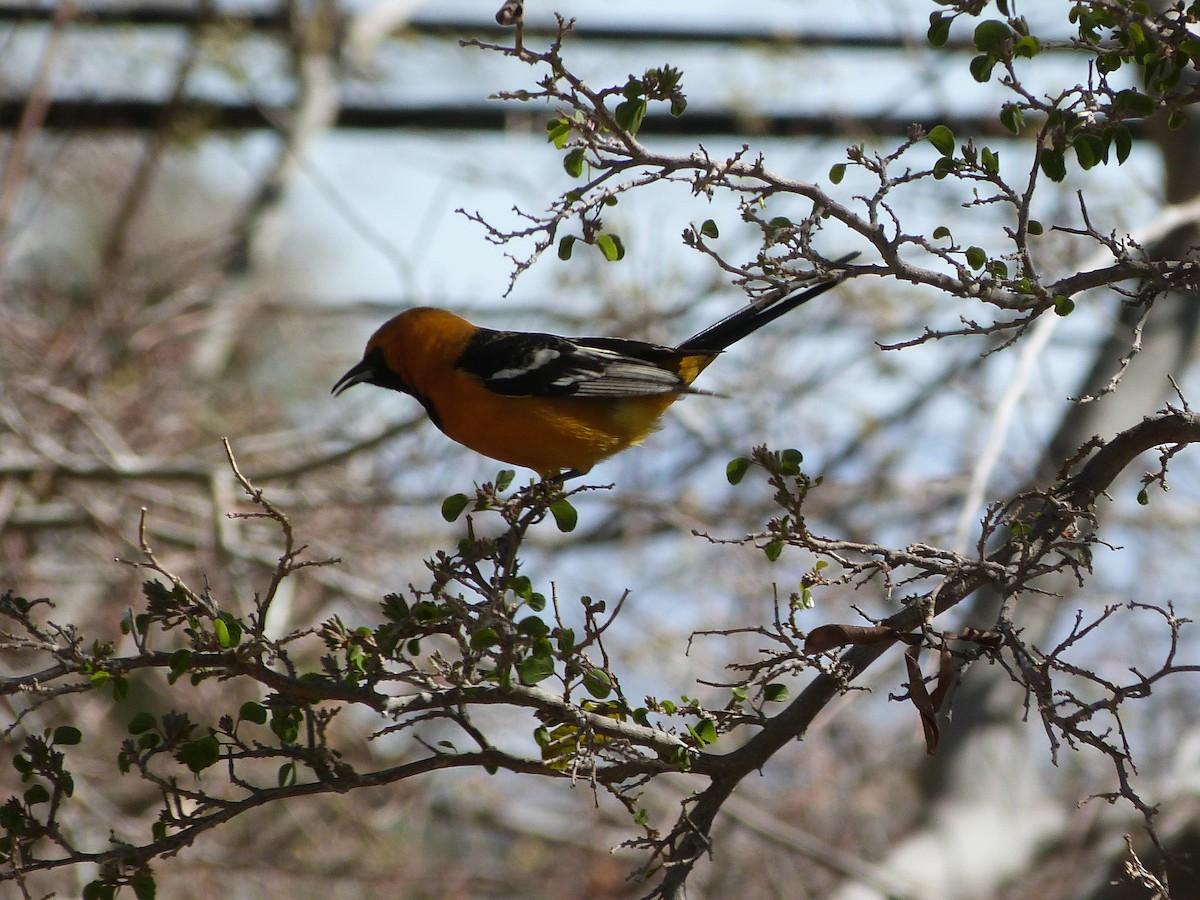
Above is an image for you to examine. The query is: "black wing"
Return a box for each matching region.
[456,329,699,398]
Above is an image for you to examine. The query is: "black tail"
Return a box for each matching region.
[676,253,858,354]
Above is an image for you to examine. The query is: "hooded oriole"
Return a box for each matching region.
[332,264,852,478]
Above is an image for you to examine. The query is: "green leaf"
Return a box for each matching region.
[999,104,1025,135]
[1168,110,1187,131]
[926,124,956,157]
[726,457,751,485]
[469,627,500,650]
[779,448,803,476]
[965,246,987,270]
[238,702,268,725]
[764,682,790,702]
[132,872,157,900]
[981,146,999,175]
[526,592,547,612]
[1073,133,1105,170]
[1054,295,1075,316]
[767,216,793,231]
[583,668,613,699]
[563,147,586,178]
[215,613,242,648]
[278,762,297,787]
[972,20,1013,53]
[517,616,550,638]
[557,627,576,654]
[932,226,951,241]
[763,540,784,562]
[692,718,718,745]
[1113,125,1133,164]
[89,670,109,689]
[440,493,470,522]
[545,117,571,149]
[1027,219,1044,236]
[495,469,515,492]
[23,784,49,805]
[969,53,997,83]
[927,11,952,48]
[596,233,625,262]
[828,163,846,184]
[176,735,221,774]
[1039,148,1067,183]
[549,498,578,532]
[1137,488,1150,506]
[1014,34,1040,59]
[614,98,648,134]
[517,653,555,685]
[556,235,576,261]
[699,219,719,239]
[52,725,82,746]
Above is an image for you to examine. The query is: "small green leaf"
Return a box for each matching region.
[238,702,268,725]
[614,98,648,134]
[278,762,296,787]
[518,616,550,638]
[1113,126,1133,164]
[965,246,987,270]
[469,627,500,650]
[23,784,50,805]
[1168,110,1187,131]
[969,53,997,83]
[633,807,650,826]
[1027,219,1044,236]
[981,146,999,175]
[829,163,846,184]
[726,457,751,485]
[779,448,803,476]
[972,20,1013,53]
[932,226,951,241]
[517,653,556,685]
[999,104,1025,135]
[441,493,470,522]
[132,871,157,900]
[545,117,571,149]
[557,628,576,654]
[596,233,625,262]
[556,235,576,261]
[89,670,110,689]
[583,668,612,699]
[495,469,515,492]
[764,683,790,702]
[563,147,586,178]
[1040,148,1067,182]
[767,216,793,231]
[1014,34,1040,59]
[1137,488,1150,506]
[1054,295,1075,316]
[216,613,241,648]
[927,124,956,157]
[53,725,82,746]
[692,718,718,745]
[699,219,719,239]
[549,498,578,532]
[763,540,784,562]
[177,735,221,774]
[927,11,952,48]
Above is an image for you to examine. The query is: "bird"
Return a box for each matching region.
[332,260,854,479]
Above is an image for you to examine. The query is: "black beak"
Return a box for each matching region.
[331,357,378,396]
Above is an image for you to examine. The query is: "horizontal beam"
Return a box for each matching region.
[0,96,1033,138]
[0,3,971,51]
